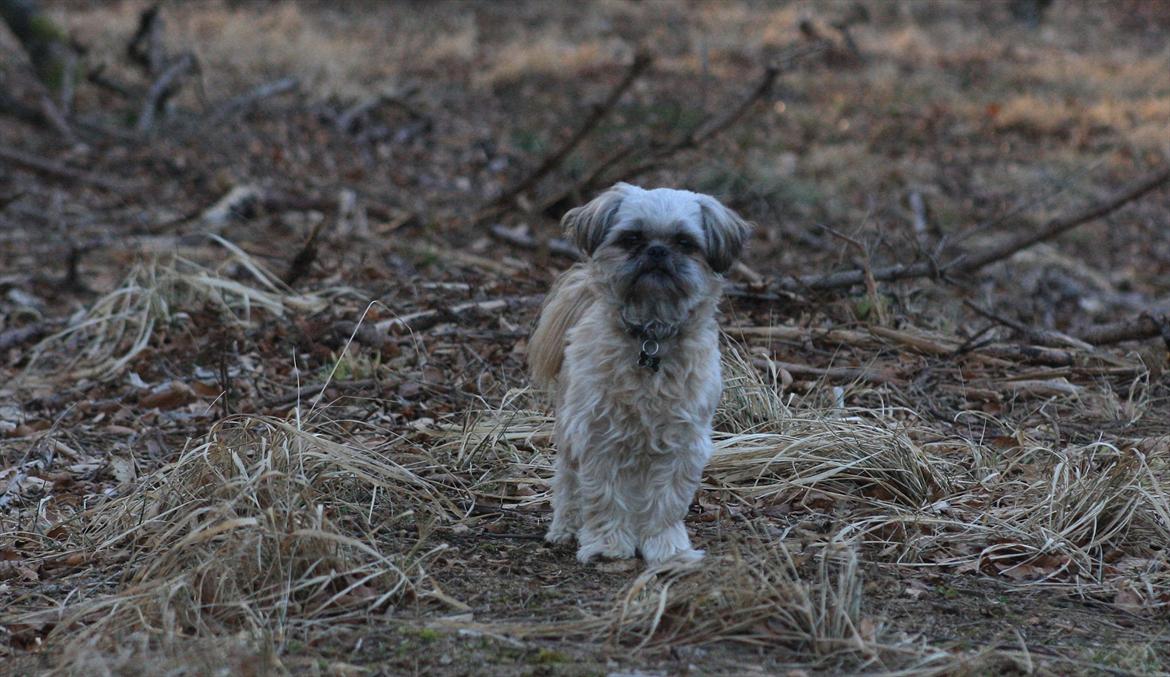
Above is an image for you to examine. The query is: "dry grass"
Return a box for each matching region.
[441,533,964,673]
[434,341,1170,619]
[23,236,337,381]
[6,415,454,671]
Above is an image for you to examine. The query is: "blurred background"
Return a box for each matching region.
[2,0,1168,334]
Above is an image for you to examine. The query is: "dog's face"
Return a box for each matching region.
[562,183,751,337]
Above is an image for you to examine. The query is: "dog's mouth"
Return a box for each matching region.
[634,259,674,278]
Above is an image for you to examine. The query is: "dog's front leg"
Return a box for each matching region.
[574,468,637,563]
[637,447,708,565]
[546,450,582,545]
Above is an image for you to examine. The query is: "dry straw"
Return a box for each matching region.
[13,415,455,669]
[22,235,341,380]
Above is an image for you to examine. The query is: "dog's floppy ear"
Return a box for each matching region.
[563,183,633,256]
[698,196,752,274]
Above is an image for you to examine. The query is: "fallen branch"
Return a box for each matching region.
[0,146,136,193]
[752,357,901,385]
[1075,313,1169,346]
[951,165,1170,274]
[616,62,781,183]
[335,89,427,133]
[537,57,795,220]
[488,224,581,261]
[136,52,196,133]
[766,163,1170,293]
[126,3,166,75]
[283,216,330,286]
[204,76,299,126]
[963,299,1094,351]
[489,52,652,210]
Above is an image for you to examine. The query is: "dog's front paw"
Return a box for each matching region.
[640,523,702,565]
[576,532,636,563]
[545,526,576,545]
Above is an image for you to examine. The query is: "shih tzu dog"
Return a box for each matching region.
[529,183,751,565]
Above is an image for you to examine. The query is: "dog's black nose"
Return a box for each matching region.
[644,244,669,261]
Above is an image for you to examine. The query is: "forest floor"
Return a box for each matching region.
[2,1,1170,675]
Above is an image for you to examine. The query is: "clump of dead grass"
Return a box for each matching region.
[604,538,867,652]
[446,531,957,672]
[23,236,337,380]
[19,415,453,667]
[710,346,956,508]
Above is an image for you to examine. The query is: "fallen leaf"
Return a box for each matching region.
[139,380,196,409]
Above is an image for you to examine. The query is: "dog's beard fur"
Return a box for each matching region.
[528,183,751,566]
[597,242,712,341]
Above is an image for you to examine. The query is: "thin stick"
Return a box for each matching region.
[283,216,331,286]
[825,226,887,325]
[488,224,581,261]
[489,52,652,209]
[604,62,782,188]
[0,146,136,193]
[952,165,1170,274]
[205,76,299,126]
[771,164,1170,293]
[1075,313,1168,346]
[136,53,196,133]
[962,300,1094,351]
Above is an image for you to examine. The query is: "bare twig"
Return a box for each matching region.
[490,52,652,210]
[204,76,299,126]
[751,357,901,385]
[619,63,781,182]
[764,164,1170,293]
[375,295,543,334]
[126,3,166,75]
[0,146,136,193]
[536,48,828,221]
[335,90,427,133]
[962,300,1095,351]
[488,224,581,261]
[283,216,331,286]
[1075,313,1169,346]
[909,190,931,250]
[951,165,1170,274]
[825,226,887,325]
[37,93,74,139]
[537,141,643,219]
[255,378,383,410]
[136,52,196,133]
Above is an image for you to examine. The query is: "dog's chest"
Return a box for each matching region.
[564,325,721,455]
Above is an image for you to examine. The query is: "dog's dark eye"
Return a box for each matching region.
[618,231,644,249]
[674,235,698,253]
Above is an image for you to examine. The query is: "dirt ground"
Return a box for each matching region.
[2,1,1169,675]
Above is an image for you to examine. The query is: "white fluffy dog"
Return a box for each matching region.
[528,183,750,564]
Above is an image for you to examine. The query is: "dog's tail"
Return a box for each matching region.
[528,263,596,390]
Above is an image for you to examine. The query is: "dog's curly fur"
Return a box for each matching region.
[529,183,750,564]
